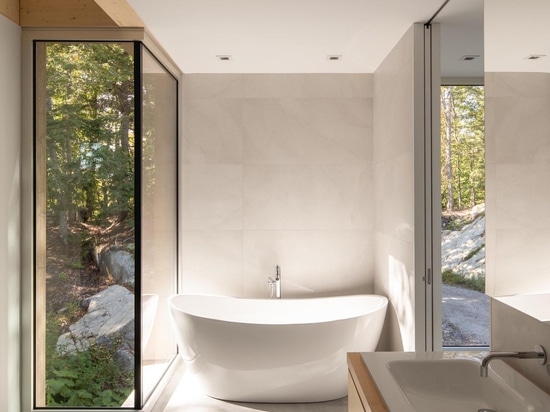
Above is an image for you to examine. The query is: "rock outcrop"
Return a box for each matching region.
[97,245,135,286]
[441,205,485,278]
[57,285,134,370]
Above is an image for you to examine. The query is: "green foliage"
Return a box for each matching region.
[464,244,484,262]
[56,272,68,282]
[45,313,133,407]
[442,269,485,292]
[43,42,137,407]
[45,42,136,226]
[45,344,133,407]
[444,216,473,231]
[69,261,84,270]
[440,86,485,212]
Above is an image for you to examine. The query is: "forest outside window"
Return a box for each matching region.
[33,40,178,409]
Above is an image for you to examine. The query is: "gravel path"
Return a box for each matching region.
[442,284,490,347]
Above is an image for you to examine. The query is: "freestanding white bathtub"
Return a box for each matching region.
[168,294,388,403]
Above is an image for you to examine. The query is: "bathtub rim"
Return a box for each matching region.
[169,293,388,326]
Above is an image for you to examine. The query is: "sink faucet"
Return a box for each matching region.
[480,345,547,377]
[267,265,281,299]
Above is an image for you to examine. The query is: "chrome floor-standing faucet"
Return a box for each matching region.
[267,265,281,299]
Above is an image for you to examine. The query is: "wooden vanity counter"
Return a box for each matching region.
[347,352,389,412]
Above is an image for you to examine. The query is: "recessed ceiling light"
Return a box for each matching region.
[327,55,342,61]
[216,55,232,61]
[525,54,546,60]
[459,55,480,61]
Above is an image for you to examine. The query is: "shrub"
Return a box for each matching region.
[45,309,134,407]
[442,269,485,292]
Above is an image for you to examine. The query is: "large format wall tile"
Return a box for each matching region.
[181,230,243,296]
[242,230,373,297]
[243,164,372,230]
[485,72,550,98]
[494,164,550,229]
[491,299,550,395]
[491,228,550,296]
[242,74,373,99]
[183,99,243,164]
[373,231,414,351]
[181,74,374,298]
[374,154,414,243]
[486,72,550,296]
[243,98,372,165]
[373,28,414,163]
[184,74,242,99]
[182,165,243,230]
[485,96,550,164]
[373,25,419,351]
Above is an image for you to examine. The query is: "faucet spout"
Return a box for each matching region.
[480,345,547,377]
[267,265,282,299]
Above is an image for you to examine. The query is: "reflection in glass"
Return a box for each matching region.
[139,46,178,405]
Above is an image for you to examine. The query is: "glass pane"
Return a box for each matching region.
[140,46,178,403]
[440,85,489,347]
[37,41,136,408]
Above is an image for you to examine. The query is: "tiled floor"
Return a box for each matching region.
[160,370,347,412]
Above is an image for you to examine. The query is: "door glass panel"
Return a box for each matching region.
[440,85,489,347]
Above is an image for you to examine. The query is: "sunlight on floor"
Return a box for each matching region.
[163,370,347,412]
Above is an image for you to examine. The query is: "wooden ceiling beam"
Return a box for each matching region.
[0,0,19,24]
[19,0,144,28]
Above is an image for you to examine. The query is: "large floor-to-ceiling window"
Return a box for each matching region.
[28,35,179,410]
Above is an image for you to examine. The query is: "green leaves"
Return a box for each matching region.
[45,42,135,226]
[45,340,133,407]
[440,85,485,212]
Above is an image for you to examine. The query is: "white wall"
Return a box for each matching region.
[485,72,550,296]
[0,13,21,412]
[491,299,550,394]
[182,74,374,298]
[373,25,424,351]
[484,0,550,296]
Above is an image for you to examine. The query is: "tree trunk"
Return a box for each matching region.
[441,87,455,211]
[117,80,132,156]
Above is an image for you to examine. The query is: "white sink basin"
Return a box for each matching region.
[386,358,550,412]
[361,352,550,412]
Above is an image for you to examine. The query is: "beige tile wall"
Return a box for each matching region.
[491,299,550,394]
[181,74,374,298]
[485,72,550,296]
[373,25,419,351]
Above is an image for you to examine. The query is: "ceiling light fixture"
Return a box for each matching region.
[525,54,546,60]
[327,55,342,61]
[216,55,232,61]
[459,55,480,61]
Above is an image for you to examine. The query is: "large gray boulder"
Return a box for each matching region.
[98,246,135,286]
[57,285,134,357]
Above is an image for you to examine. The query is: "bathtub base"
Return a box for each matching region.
[188,361,349,403]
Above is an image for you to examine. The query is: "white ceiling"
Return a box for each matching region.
[485,0,550,72]
[436,0,484,79]
[128,0,484,76]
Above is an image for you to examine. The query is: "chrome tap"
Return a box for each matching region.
[267,265,281,299]
[480,345,547,377]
